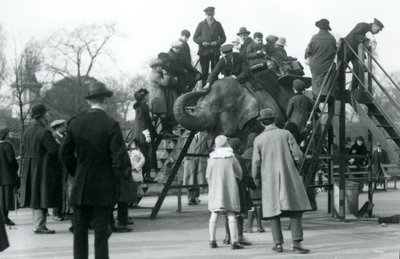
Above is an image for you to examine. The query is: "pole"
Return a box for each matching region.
[338,40,347,221]
[367,46,374,217]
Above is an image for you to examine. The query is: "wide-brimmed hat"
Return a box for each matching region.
[204,6,215,13]
[315,18,331,31]
[85,81,113,100]
[373,18,384,29]
[293,79,306,91]
[221,44,234,54]
[134,88,149,101]
[215,135,229,148]
[276,37,287,46]
[50,119,66,129]
[237,27,251,36]
[257,108,277,121]
[150,58,164,68]
[266,35,278,43]
[31,103,48,120]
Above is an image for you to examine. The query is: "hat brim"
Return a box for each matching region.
[236,31,250,36]
[85,91,113,99]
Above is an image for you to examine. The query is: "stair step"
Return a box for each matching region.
[367,113,384,117]
[376,124,393,128]
[386,137,400,140]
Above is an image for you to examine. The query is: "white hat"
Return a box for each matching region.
[171,41,183,48]
[276,37,287,46]
[215,135,229,148]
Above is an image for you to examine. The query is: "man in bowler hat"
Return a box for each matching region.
[60,81,131,259]
[193,6,226,86]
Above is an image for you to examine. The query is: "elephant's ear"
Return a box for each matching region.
[237,92,259,130]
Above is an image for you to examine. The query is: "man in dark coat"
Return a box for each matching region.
[168,41,201,95]
[344,18,384,90]
[204,44,252,89]
[305,19,337,100]
[193,6,226,86]
[180,29,192,65]
[132,88,157,182]
[372,143,389,179]
[60,81,131,259]
[237,27,253,58]
[0,127,19,226]
[20,103,61,234]
[286,79,314,144]
[246,32,267,67]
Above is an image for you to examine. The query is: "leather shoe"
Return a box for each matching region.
[114,225,132,233]
[33,228,56,234]
[209,240,217,248]
[290,244,310,254]
[238,236,252,246]
[231,242,244,250]
[272,244,283,253]
[5,218,15,226]
[223,237,231,245]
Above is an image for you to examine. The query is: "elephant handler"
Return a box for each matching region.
[203,44,253,90]
[149,58,178,139]
[252,108,311,254]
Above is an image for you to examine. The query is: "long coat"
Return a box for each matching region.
[20,121,61,209]
[246,41,266,67]
[183,132,209,186]
[0,140,19,186]
[149,69,177,120]
[286,93,314,134]
[193,19,226,57]
[305,29,337,97]
[207,52,252,84]
[60,109,131,207]
[252,125,311,218]
[132,101,156,145]
[168,49,199,95]
[206,147,242,213]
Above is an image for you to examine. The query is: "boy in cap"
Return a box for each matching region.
[286,79,314,144]
[344,18,384,90]
[246,32,267,67]
[273,37,297,75]
[193,6,226,86]
[204,44,252,90]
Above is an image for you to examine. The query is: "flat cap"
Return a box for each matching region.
[374,18,384,29]
[221,44,234,54]
[181,29,191,37]
[293,79,306,91]
[204,6,215,13]
[253,32,263,39]
[50,119,66,128]
[266,34,278,43]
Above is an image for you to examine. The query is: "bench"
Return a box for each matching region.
[380,164,400,189]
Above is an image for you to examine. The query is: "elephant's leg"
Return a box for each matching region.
[217,112,237,137]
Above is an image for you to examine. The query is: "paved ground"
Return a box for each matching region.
[2,187,400,259]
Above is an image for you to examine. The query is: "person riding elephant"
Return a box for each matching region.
[236,27,253,57]
[246,32,267,67]
[203,44,252,90]
[149,58,178,138]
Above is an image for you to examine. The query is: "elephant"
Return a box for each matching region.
[173,69,299,140]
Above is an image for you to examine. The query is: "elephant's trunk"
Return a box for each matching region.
[173,89,212,131]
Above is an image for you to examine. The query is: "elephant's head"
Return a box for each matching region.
[173,78,259,137]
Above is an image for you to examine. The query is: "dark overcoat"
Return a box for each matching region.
[207,52,252,84]
[20,121,61,209]
[193,19,226,56]
[372,149,389,177]
[59,109,131,207]
[149,69,177,120]
[246,41,266,67]
[0,140,19,186]
[239,37,254,58]
[286,93,314,134]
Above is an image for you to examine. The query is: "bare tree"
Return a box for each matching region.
[0,25,6,85]
[7,39,43,135]
[46,23,116,87]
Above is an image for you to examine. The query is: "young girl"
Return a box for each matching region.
[206,135,243,250]
[128,139,146,206]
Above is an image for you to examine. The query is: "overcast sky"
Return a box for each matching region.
[1,0,399,79]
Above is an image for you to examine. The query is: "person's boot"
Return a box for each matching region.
[243,210,254,233]
[237,216,252,246]
[256,207,265,233]
[160,118,178,139]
